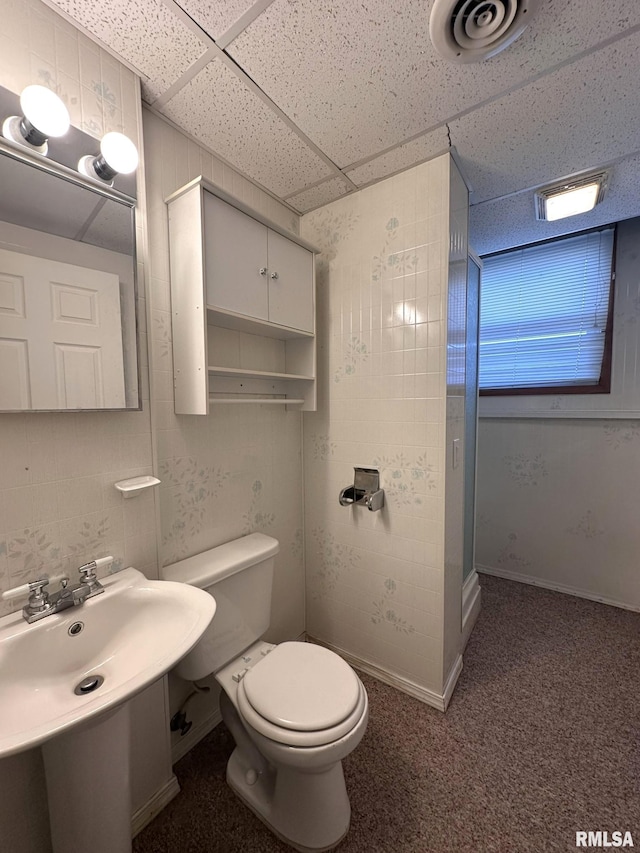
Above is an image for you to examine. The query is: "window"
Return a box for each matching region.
[479,226,616,395]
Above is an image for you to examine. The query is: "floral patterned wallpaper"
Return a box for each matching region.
[476,219,640,611]
[143,109,305,643]
[301,156,459,698]
[0,0,153,616]
[0,2,174,847]
[476,417,640,608]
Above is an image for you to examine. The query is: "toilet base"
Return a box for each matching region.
[226,746,350,853]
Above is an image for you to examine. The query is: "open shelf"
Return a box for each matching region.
[205,323,316,409]
[208,365,314,381]
[207,306,314,340]
[208,396,304,405]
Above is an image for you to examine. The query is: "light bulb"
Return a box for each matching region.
[100,132,138,175]
[2,84,70,154]
[20,85,70,138]
[78,132,138,183]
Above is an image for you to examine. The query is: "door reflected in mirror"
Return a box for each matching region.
[0,143,139,411]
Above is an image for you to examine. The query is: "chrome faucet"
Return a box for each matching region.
[1,557,112,623]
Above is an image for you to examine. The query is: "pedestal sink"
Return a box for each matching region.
[0,568,216,853]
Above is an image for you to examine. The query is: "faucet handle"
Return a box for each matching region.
[78,556,113,575]
[1,573,70,602]
[1,577,49,602]
[77,556,112,589]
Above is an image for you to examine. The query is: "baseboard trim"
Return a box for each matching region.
[171,708,222,765]
[131,774,180,838]
[307,635,461,713]
[461,570,482,651]
[442,654,463,710]
[476,563,640,613]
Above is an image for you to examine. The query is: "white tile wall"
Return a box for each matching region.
[301,156,457,696]
[0,0,154,616]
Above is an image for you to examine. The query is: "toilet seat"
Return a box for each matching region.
[236,642,366,747]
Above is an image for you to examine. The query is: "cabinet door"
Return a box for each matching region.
[267,230,314,333]
[204,192,269,321]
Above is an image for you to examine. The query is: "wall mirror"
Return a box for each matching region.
[0,138,140,412]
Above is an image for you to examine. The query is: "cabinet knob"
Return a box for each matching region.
[259,267,267,276]
[270,271,279,280]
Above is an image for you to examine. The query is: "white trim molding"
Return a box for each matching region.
[308,635,463,713]
[442,654,464,711]
[132,775,181,838]
[462,570,482,651]
[476,563,640,613]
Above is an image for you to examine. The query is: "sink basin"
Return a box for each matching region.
[0,567,216,758]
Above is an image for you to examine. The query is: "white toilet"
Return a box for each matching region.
[163,533,369,852]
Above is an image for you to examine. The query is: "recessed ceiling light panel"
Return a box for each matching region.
[429,0,538,64]
[535,171,609,222]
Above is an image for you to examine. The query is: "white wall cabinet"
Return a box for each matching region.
[167,177,317,414]
[204,193,314,333]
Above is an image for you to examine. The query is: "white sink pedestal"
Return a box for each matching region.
[0,567,216,852]
[42,703,132,853]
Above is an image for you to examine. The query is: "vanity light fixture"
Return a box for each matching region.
[535,171,609,221]
[78,131,139,183]
[2,85,70,154]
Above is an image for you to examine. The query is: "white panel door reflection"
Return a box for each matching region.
[0,248,125,409]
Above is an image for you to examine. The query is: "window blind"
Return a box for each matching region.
[479,227,615,391]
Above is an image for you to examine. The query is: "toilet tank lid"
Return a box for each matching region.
[161,533,279,588]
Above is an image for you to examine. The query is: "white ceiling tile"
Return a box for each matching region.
[170,0,258,40]
[286,177,353,213]
[159,57,334,197]
[470,154,640,256]
[41,0,640,234]
[345,129,450,187]
[49,0,206,100]
[226,0,640,167]
[451,30,640,205]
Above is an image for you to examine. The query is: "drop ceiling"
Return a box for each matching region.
[47,0,640,252]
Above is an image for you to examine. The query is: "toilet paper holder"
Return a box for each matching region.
[339,467,385,512]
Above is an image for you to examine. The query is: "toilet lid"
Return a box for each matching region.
[242,642,361,731]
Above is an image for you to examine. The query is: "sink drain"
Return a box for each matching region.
[74,675,104,695]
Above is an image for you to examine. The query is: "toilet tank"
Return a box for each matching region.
[162,533,279,681]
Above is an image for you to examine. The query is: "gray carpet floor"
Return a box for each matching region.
[133,576,640,852]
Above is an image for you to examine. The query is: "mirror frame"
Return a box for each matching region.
[0,89,141,413]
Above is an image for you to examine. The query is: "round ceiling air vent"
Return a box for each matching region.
[429,0,538,63]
